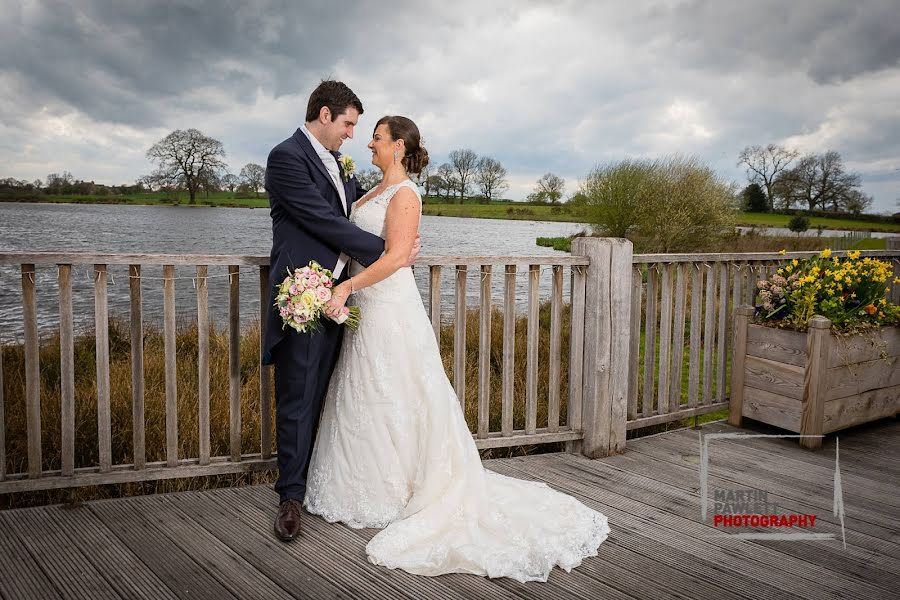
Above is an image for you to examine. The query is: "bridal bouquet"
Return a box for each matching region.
[275,261,360,333]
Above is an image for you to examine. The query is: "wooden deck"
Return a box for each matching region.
[1,419,898,600]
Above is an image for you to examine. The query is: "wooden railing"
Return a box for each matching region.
[628,249,900,431]
[0,239,633,493]
[1,243,897,494]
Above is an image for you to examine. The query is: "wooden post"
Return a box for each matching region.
[22,264,41,478]
[566,264,585,453]
[129,265,145,470]
[229,265,241,462]
[525,264,540,435]
[477,265,491,438]
[800,316,831,450]
[502,265,516,437]
[728,305,754,426]
[198,265,211,465]
[454,265,467,410]
[429,265,441,343]
[163,265,178,467]
[572,237,632,458]
[94,265,112,473]
[258,265,272,460]
[58,265,75,477]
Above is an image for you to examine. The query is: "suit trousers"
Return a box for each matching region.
[272,319,344,503]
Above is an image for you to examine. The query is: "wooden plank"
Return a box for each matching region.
[129,264,145,470]
[731,262,743,328]
[525,264,539,434]
[131,495,296,600]
[824,384,900,434]
[702,263,717,405]
[454,264,466,410]
[22,264,41,478]
[258,265,272,459]
[39,504,179,600]
[741,386,802,432]
[89,500,237,600]
[162,491,354,600]
[743,355,805,400]
[5,507,121,599]
[58,264,75,477]
[477,265,491,438]
[429,265,441,343]
[716,263,729,402]
[656,263,673,416]
[496,458,857,600]
[566,264,585,452]
[800,315,830,449]
[746,324,807,367]
[728,306,753,427]
[607,238,632,453]
[0,512,64,599]
[228,265,241,462]
[197,265,211,465]
[163,264,178,467]
[745,263,757,305]
[627,266,642,420]
[826,355,900,401]
[687,264,702,408]
[641,265,658,416]
[501,265,515,437]
[94,264,112,472]
[626,402,729,430]
[474,429,582,450]
[629,249,897,262]
[547,265,563,432]
[669,264,686,412]
[827,326,900,367]
[0,457,277,494]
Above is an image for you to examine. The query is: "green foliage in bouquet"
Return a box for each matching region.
[755,249,899,330]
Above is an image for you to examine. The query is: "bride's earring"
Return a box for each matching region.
[393,150,398,164]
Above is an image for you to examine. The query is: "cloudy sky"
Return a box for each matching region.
[2,0,899,212]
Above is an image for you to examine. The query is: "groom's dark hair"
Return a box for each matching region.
[305,80,364,123]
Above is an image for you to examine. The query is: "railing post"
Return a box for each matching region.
[728,305,754,427]
[801,315,831,450]
[572,237,632,458]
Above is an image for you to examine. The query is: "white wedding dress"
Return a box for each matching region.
[304,180,609,582]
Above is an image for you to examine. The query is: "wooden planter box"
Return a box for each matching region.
[729,306,900,449]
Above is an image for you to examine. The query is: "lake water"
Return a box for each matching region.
[0,203,587,341]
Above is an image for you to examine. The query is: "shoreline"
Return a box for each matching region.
[2,197,899,233]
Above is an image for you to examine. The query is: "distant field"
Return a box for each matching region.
[5,193,899,233]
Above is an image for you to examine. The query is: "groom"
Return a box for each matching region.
[263,80,418,541]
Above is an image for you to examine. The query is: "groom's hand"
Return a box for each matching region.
[404,234,421,267]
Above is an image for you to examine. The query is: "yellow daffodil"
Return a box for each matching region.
[820,248,832,258]
[778,249,786,255]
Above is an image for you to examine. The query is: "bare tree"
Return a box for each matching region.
[737,144,799,211]
[843,189,873,215]
[775,151,860,212]
[239,163,266,198]
[475,157,509,203]
[437,163,457,199]
[144,129,227,204]
[528,173,565,203]
[222,173,240,193]
[448,148,478,202]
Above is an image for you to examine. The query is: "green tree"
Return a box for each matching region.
[741,183,768,212]
[528,173,565,204]
[788,214,810,236]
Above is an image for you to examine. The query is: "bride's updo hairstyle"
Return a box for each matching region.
[375,115,430,175]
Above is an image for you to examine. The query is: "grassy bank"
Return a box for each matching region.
[5,192,898,233]
[538,233,889,254]
[1,302,718,508]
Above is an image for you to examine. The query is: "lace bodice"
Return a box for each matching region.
[348,180,422,309]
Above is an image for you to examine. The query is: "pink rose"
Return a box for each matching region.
[307,273,320,287]
[289,284,300,295]
[316,287,332,302]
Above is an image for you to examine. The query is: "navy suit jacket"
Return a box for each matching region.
[262,128,385,363]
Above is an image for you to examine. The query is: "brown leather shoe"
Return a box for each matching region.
[274,499,302,542]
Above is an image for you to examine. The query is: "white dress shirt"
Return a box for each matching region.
[299,125,350,279]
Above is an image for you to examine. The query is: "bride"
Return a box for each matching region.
[304,115,609,583]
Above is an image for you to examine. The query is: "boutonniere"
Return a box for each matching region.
[339,155,355,181]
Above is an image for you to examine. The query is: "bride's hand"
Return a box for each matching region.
[325,281,351,317]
